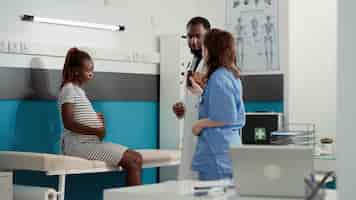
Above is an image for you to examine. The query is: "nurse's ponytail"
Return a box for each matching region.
[203,29,240,80]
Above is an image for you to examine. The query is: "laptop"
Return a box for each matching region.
[230,146,313,198]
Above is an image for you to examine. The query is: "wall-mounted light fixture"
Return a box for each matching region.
[21,14,125,32]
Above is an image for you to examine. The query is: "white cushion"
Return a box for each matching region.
[0,150,180,173]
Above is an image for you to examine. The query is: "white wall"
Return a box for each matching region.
[288,0,337,139]
[337,1,356,199]
[0,0,196,52]
[195,0,226,29]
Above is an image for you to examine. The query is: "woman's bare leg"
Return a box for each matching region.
[118,150,143,186]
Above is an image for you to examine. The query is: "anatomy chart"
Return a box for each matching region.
[226,0,280,72]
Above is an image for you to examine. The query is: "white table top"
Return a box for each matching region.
[104,180,337,200]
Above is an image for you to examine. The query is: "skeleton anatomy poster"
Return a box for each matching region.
[226,0,280,72]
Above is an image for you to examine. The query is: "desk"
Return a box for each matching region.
[104,180,337,200]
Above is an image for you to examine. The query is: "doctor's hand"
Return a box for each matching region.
[188,77,203,96]
[192,121,204,136]
[173,102,185,119]
[192,72,207,88]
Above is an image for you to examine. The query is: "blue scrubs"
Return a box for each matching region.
[191,67,245,181]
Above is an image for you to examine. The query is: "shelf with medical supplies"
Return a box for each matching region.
[0,40,160,64]
[271,123,316,148]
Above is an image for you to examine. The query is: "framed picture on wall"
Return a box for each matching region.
[226,0,280,73]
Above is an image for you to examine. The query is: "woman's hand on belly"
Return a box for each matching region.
[61,103,106,140]
[97,128,106,141]
[95,112,106,140]
[96,112,105,127]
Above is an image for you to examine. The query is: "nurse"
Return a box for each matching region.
[190,29,246,181]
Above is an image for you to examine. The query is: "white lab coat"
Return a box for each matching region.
[178,56,206,180]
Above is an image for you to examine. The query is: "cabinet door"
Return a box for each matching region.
[0,172,12,200]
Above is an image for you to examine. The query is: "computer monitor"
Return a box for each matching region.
[241,113,283,145]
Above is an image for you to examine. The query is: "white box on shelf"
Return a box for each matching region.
[0,171,13,200]
[8,41,21,53]
[0,40,8,52]
[20,41,29,54]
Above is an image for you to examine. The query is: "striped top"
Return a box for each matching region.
[58,83,103,137]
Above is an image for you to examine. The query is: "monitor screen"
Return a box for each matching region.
[242,114,281,144]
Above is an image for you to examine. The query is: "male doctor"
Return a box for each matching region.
[173,16,211,180]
